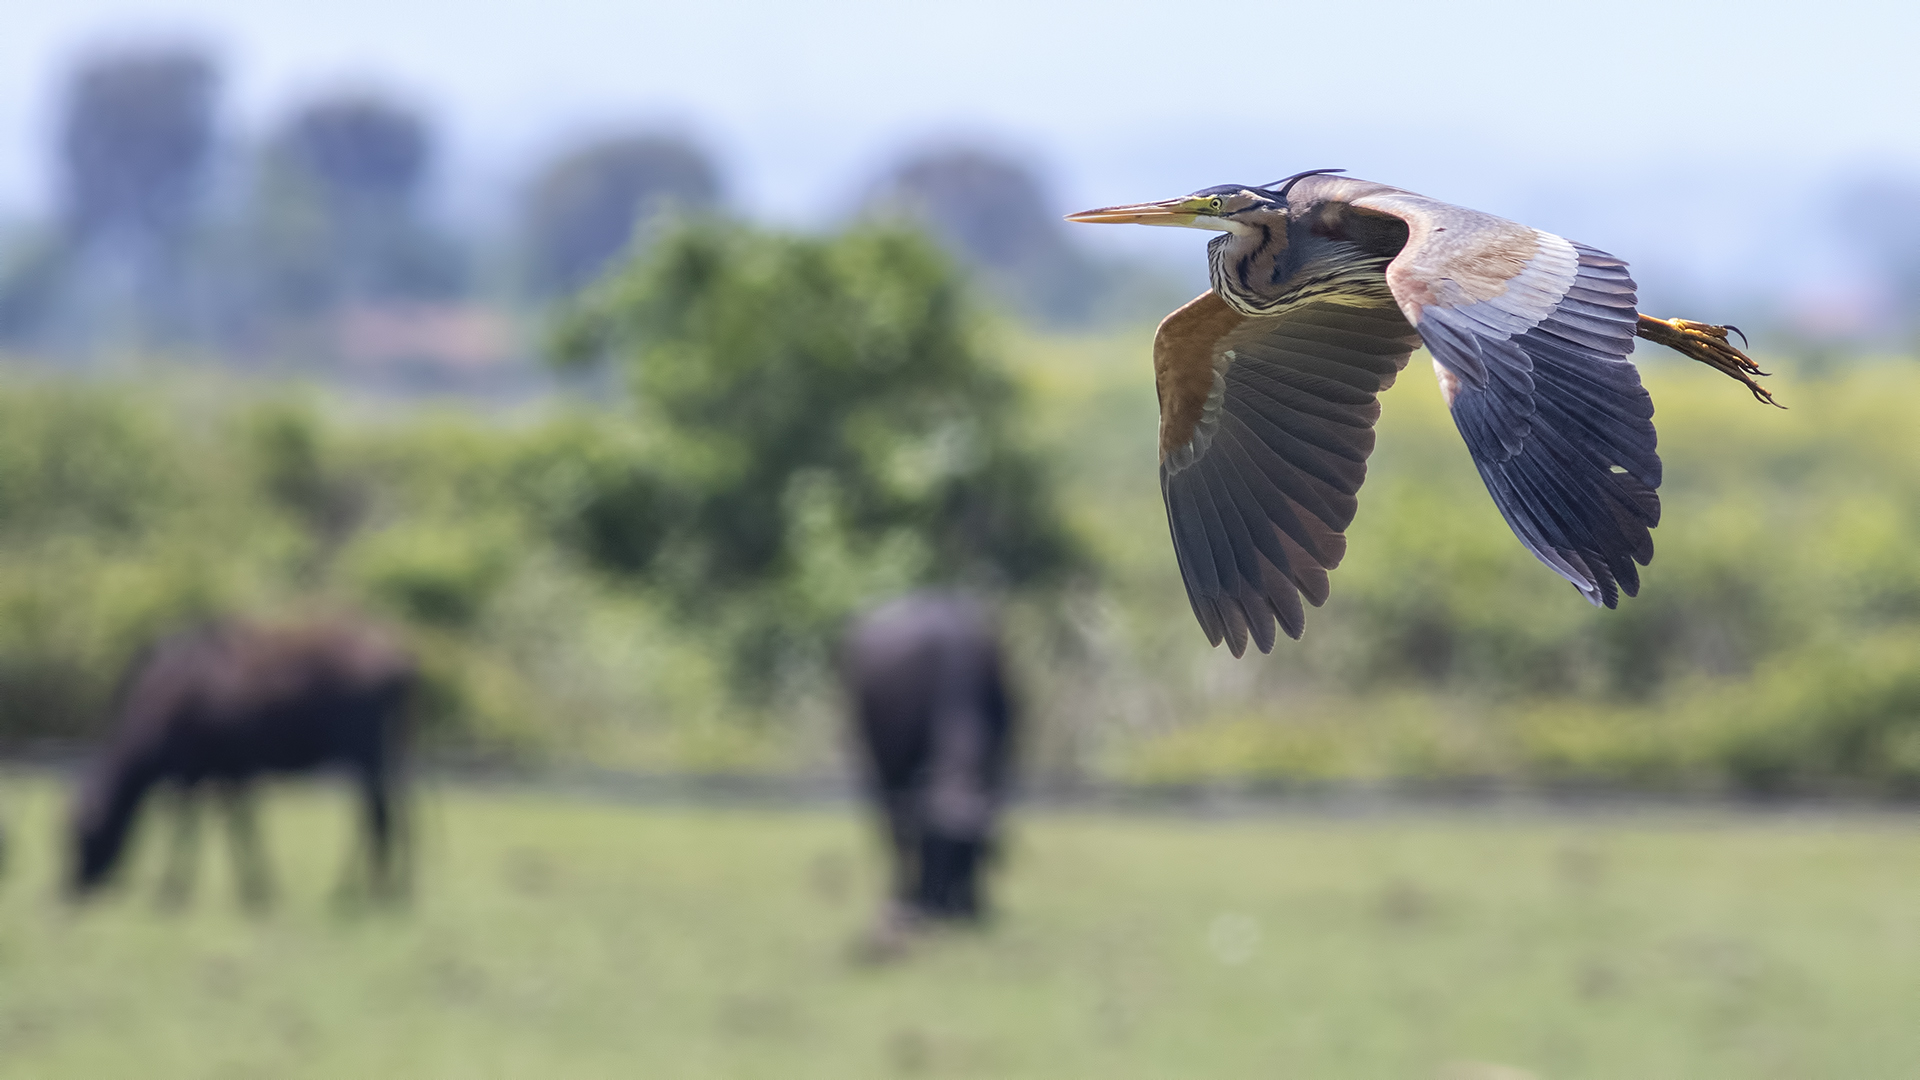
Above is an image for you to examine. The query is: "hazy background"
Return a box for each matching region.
[4,6,1920,1077]
[3,0,1919,341]
[0,0,1918,789]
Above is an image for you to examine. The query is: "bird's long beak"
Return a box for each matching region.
[1065,197,1201,226]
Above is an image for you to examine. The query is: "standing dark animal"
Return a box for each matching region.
[69,617,416,905]
[842,593,1015,945]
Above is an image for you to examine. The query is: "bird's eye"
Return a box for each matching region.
[1208,197,1224,212]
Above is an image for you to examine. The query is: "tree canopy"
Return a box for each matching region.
[550,221,1088,675]
[521,133,724,296]
[243,91,464,316]
[61,47,217,245]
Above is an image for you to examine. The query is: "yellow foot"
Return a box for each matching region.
[1635,315,1782,407]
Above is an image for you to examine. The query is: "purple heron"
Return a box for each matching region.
[1069,170,1777,656]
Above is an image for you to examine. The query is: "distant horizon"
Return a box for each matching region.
[4,0,1918,331]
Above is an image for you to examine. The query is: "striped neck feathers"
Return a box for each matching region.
[1207,215,1397,316]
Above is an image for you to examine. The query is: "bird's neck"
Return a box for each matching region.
[1207,225,1278,314]
[1208,217,1396,316]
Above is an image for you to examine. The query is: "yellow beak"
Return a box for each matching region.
[1065,197,1200,226]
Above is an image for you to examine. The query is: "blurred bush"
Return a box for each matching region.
[0,221,1091,761]
[0,383,268,738]
[3,214,1920,794]
[0,379,746,760]
[551,221,1089,690]
[1099,359,1920,796]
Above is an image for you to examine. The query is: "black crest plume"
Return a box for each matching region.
[1262,168,1346,201]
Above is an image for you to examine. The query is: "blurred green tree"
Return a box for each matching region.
[550,222,1088,681]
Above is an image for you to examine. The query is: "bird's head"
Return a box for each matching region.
[1066,184,1279,233]
[1066,170,1346,233]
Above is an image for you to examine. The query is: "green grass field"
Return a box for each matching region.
[1,777,1917,1079]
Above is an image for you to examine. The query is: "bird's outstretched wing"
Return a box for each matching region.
[1348,190,1663,609]
[1154,291,1422,656]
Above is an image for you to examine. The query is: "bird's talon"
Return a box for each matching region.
[1636,314,1782,408]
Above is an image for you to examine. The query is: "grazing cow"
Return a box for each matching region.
[841,593,1016,940]
[69,616,416,905]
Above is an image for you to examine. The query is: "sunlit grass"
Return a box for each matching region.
[2,777,1918,1078]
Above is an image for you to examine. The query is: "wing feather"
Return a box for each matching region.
[1228,374,1374,465]
[1152,292,1421,653]
[1163,480,1230,644]
[1149,176,1667,650]
[1211,433,1337,609]
[1213,418,1343,570]
[1195,463,1280,655]
[1218,387,1366,518]
[1348,189,1663,608]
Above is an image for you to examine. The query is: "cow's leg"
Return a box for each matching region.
[914,834,986,918]
[921,692,992,920]
[882,788,920,907]
[913,833,950,914]
[221,784,273,911]
[359,759,404,901]
[334,730,409,907]
[156,784,200,908]
[850,787,927,963]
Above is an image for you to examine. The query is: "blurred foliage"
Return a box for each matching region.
[1,47,1200,372]
[520,132,723,296]
[60,46,218,245]
[866,147,1094,324]
[8,44,227,350]
[864,145,1185,327]
[3,222,1920,794]
[550,222,1088,688]
[1086,353,1920,797]
[0,381,730,763]
[238,92,465,325]
[0,53,476,362]
[0,232,72,342]
[0,221,1087,757]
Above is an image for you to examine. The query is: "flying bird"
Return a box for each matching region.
[1068,170,1777,656]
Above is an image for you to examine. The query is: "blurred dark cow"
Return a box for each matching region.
[69,617,416,905]
[842,593,1015,931]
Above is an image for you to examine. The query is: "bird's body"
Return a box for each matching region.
[1069,172,1776,656]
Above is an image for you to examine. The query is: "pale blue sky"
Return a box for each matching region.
[3,0,1916,318]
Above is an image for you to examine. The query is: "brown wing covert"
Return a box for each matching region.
[1154,292,1420,655]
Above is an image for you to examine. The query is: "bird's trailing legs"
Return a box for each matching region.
[1636,315,1781,407]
